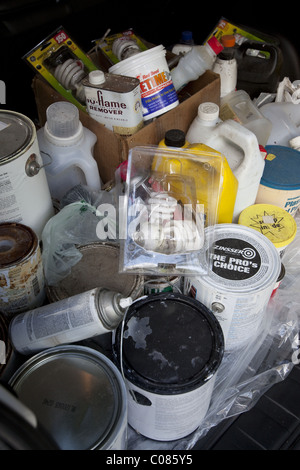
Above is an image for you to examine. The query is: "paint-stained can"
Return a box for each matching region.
[113,293,224,441]
[0,110,54,238]
[143,275,182,294]
[9,345,128,450]
[0,223,46,317]
[46,242,143,302]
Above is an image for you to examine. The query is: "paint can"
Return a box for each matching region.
[109,45,179,121]
[184,224,281,351]
[255,145,300,217]
[113,292,224,441]
[0,313,12,378]
[9,345,128,450]
[46,242,143,302]
[0,110,54,238]
[238,203,297,258]
[271,263,285,298]
[0,223,46,317]
[143,275,182,294]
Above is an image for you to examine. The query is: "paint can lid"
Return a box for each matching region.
[238,203,297,249]
[199,224,281,292]
[114,293,224,394]
[9,345,127,450]
[261,145,300,189]
[0,223,36,268]
[0,111,34,162]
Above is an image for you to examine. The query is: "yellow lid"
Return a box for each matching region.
[238,203,297,249]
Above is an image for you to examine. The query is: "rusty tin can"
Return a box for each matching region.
[0,223,46,317]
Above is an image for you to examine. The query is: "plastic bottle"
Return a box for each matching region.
[170,36,223,91]
[9,287,133,355]
[154,128,238,224]
[259,102,300,147]
[212,35,237,98]
[219,89,272,146]
[37,101,102,206]
[186,102,265,222]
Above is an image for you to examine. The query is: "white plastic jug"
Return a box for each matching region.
[187,105,265,221]
[37,101,102,206]
[260,102,300,147]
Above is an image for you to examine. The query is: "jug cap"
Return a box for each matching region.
[88,70,106,85]
[198,102,219,121]
[46,101,81,139]
[221,35,236,48]
[164,129,186,147]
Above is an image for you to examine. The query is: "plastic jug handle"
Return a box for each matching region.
[236,41,280,75]
[72,155,102,190]
[216,120,261,178]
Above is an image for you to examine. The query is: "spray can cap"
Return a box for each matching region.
[198,102,220,121]
[207,36,224,55]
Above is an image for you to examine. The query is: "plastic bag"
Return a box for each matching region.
[127,211,300,450]
[41,185,118,286]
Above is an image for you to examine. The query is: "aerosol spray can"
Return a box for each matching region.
[9,287,133,355]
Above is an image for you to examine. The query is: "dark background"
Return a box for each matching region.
[0,0,300,122]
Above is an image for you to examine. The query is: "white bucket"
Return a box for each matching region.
[113,293,224,441]
[9,345,128,450]
[184,224,281,351]
[109,45,179,120]
[0,111,54,239]
[255,145,300,217]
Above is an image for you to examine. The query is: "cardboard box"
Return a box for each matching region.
[33,70,220,184]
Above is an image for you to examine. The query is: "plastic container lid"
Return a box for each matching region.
[88,70,106,85]
[181,31,193,44]
[221,35,236,48]
[262,145,300,190]
[198,102,220,121]
[164,129,186,147]
[46,101,81,138]
[238,203,297,250]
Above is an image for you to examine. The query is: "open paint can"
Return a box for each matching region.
[113,292,224,441]
[9,345,127,450]
[185,224,281,350]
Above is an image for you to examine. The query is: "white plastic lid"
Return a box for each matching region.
[88,70,106,85]
[289,135,300,150]
[46,101,80,138]
[198,102,220,121]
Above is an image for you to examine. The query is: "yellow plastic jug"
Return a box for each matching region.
[152,130,238,224]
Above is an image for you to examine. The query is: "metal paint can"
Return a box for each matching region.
[0,223,46,317]
[46,242,143,302]
[0,110,54,238]
[113,293,224,441]
[9,345,128,450]
[143,275,182,294]
[184,224,281,351]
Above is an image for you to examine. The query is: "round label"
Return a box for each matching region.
[211,238,261,281]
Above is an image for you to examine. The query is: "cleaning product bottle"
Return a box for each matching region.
[259,101,300,147]
[187,102,265,222]
[153,128,238,224]
[170,37,223,91]
[171,31,195,56]
[37,101,102,207]
[212,35,237,98]
[219,89,272,146]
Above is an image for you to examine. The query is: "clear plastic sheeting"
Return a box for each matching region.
[127,212,300,450]
[41,184,117,286]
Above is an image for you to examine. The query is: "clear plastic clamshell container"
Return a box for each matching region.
[120,145,223,275]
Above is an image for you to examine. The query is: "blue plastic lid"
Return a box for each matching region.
[261,145,300,190]
[181,31,193,44]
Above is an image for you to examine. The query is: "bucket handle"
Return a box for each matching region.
[25,151,52,177]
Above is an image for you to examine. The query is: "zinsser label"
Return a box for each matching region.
[83,74,144,136]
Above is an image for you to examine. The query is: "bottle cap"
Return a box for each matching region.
[88,70,106,85]
[198,102,220,121]
[221,35,236,48]
[164,129,186,147]
[46,101,81,138]
[181,30,193,44]
[207,36,224,55]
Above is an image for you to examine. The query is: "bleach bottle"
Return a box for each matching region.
[37,101,102,207]
[260,101,300,147]
[187,102,265,221]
